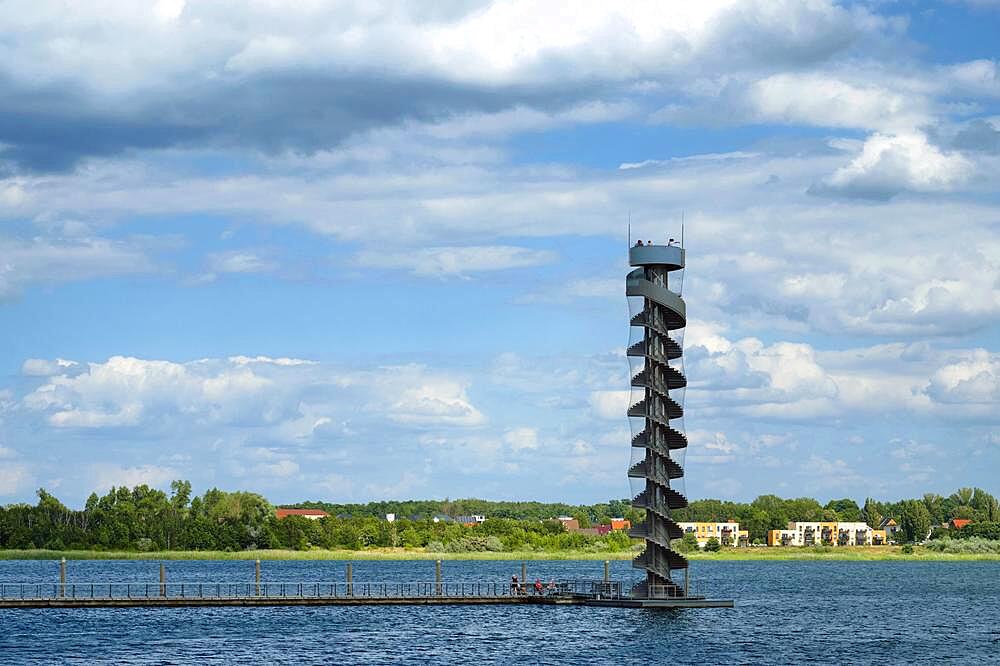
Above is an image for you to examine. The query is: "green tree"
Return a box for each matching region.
[862,498,884,529]
[825,499,862,522]
[704,537,721,552]
[677,532,699,553]
[899,500,932,543]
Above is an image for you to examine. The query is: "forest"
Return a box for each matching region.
[1,481,997,552]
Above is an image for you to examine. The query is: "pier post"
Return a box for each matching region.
[346,562,353,597]
[255,560,261,596]
[521,562,526,591]
[435,560,442,596]
[604,560,610,583]
[159,563,166,597]
[60,558,66,598]
[684,567,689,598]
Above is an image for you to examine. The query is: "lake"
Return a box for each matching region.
[0,559,997,664]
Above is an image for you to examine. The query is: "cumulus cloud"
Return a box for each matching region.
[0,0,893,170]
[925,350,1000,404]
[749,74,929,132]
[809,132,973,199]
[21,356,487,432]
[22,358,78,376]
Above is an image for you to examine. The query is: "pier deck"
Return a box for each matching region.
[0,579,732,610]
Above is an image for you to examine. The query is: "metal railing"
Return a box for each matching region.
[647,580,700,599]
[0,579,625,602]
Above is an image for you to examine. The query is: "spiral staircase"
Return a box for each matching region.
[626,244,688,599]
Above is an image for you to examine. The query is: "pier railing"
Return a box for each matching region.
[0,579,625,602]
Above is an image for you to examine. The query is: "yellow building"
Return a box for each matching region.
[678,521,749,547]
[767,521,888,546]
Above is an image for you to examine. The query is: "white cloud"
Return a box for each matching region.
[749,74,929,132]
[355,245,556,278]
[503,427,539,451]
[811,131,974,199]
[88,463,177,492]
[589,390,631,420]
[0,237,154,299]
[22,358,78,376]
[386,371,485,427]
[0,462,31,496]
[21,356,489,434]
[926,350,999,404]
[207,251,277,274]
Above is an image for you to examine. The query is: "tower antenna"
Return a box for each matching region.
[681,210,685,249]
[627,210,631,249]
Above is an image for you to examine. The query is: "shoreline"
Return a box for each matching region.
[1,547,998,561]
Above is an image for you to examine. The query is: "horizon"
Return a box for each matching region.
[1,1,998,508]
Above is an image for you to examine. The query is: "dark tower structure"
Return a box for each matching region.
[626,242,688,599]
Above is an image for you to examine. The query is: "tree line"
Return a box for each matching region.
[0,483,633,553]
[1,482,997,552]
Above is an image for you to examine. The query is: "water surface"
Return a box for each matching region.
[0,559,997,664]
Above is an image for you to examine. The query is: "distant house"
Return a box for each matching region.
[609,518,632,531]
[432,514,454,524]
[456,515,486,527]
[950,518,973,530]
[768,521,886,547]
[557,516,580,531]
[680,521,749,547]
[275,508,329,520]
[385,513,396,523]
[593,519,632,536]
[879,517,900,540]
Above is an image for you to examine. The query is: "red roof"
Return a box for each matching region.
[275,508,329,519]
[951,518,972,529]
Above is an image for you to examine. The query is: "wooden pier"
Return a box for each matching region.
[0,559,732,610]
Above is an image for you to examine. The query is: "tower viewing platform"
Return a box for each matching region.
[626,242,690,599]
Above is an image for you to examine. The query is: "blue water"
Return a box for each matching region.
[1,559,998,664]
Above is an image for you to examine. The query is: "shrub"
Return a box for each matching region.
[901,544,914,554]
[676,533,699,553]
[484,536,504,552]
[924,537,1000,554]
[704,537,721,552]
[426,541,445,552]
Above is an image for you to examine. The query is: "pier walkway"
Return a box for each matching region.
[0,579,732,609]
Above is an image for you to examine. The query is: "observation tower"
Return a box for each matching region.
[626,241,688,599]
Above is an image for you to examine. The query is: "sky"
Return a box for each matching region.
[1,0,998,508]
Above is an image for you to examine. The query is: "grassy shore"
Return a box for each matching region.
[1,546,999,561]
[687,546,1000,562]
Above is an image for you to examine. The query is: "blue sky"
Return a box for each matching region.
[1,0,998,507]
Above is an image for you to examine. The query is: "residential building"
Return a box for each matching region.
[275,508,329,520]
[609,518,632,531]
[678,521,749,547]
[594,519,633,536]
[456,515,486,527]
[879,517,900,540]
[950,518,972,530]
[767,521,887,546]
[559,517,581,531]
